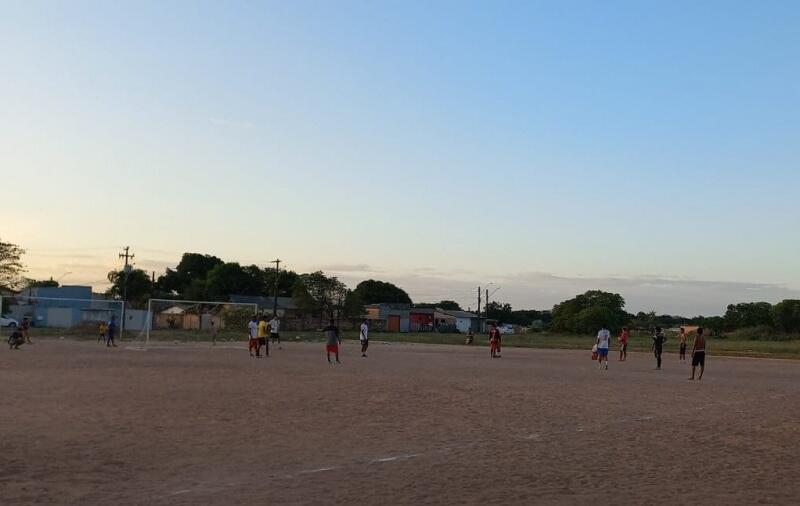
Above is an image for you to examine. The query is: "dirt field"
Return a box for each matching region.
[2,339,800,505]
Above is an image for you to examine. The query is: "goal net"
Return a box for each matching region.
[130,298,259,349]
[0,294,125,336]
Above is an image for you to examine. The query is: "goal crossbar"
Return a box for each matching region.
[141,298,259,348]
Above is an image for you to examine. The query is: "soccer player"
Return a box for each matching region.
[359,319,369,357]
[689,327,706,381]
[269,315,281,349]
[106,316,117,347]
[210,319,218,346]
[596,325,610,370]
[618,326,629,361]
[21,317,31,344]
[678,327,688,363]
[489,323,501,358]
[324,321,341,364]
[98,321,108,343]
[248,315,259,358]
[8,328,24,350]
[652,326,666,370]
[257,316,269,357]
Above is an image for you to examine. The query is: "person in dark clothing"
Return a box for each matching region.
[106,316,118,347]
[8,329,24,350]
[652,327,666,370]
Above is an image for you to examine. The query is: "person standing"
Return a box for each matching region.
[618,327,629,361]
[21,317,31,344]
[210,319,218,346]
[652,327,666,370]
[248,315,259,358]
[689,327,706,381]
[106,316,117,347]
[489,323,502,358]
[324,321,341,364]
[678,327,688,363]
[257,316,269,357]
[269,315,281,349]
[98,321,108,344]
[596,325,611,370]
[359,319,369,357]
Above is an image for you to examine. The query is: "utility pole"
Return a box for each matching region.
[477,286,482,333]
[485,288,489,323]
[119,246,134,335]
[270,259,281,317]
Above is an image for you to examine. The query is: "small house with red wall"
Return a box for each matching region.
[409,308,435,332]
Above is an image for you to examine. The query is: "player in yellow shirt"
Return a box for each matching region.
[257,316,269,357]
[98,321,108,344]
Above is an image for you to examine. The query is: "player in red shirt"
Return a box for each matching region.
[618,327,629,361]
[489,324,502,358]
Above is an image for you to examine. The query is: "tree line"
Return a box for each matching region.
[2,240,798,338]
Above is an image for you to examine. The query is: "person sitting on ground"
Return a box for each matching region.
[8,328,25,350]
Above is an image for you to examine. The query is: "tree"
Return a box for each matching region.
[415,300,462,311]
[157,253,223,296]
[352,279,412,305]
[0,239,25,290]
[772,300,800,333]
[551,290,628,334]
[724,302,773,330]
[106,269,154,307]
[293,271,352,325]
[486,301,513,323]
[24,277,59,288]
[204,262,261,300]
[263,269,300,298]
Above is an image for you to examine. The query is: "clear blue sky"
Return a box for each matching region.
[2,0,798,315]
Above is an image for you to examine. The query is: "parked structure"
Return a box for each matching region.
[410,308,436,332]
[364,303,410,332]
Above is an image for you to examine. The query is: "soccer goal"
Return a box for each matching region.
[0,294,125,335]
[131,298,259,349]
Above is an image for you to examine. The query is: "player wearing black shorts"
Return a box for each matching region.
[689,327,706,381]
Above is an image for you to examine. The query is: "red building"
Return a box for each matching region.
[409,308,435,332]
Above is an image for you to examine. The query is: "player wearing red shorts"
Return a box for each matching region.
[324,322,341,364]
[489,323,501,358]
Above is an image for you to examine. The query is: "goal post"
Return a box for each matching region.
[136,298,259,349]
[0,294,125,335]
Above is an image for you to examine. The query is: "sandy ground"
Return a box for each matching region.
[2,338,800,505]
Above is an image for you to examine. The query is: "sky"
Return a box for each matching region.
[2,0,799,316]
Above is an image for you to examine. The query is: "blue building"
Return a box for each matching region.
[10,286,121,328]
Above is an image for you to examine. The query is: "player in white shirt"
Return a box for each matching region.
[269,316,281,349]
[359,320,369,357]
[596,325,611,370]
[247,316,259,358]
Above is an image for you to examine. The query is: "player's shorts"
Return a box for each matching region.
[326,344,339,354]
[249,338,258,350]
[692,351,705,367]
[258,337,267,345]
[620,342,628,352]
[680,343,687,352]
[597,348,609,358]
[270,332,280,340]
[490,340,500,351]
